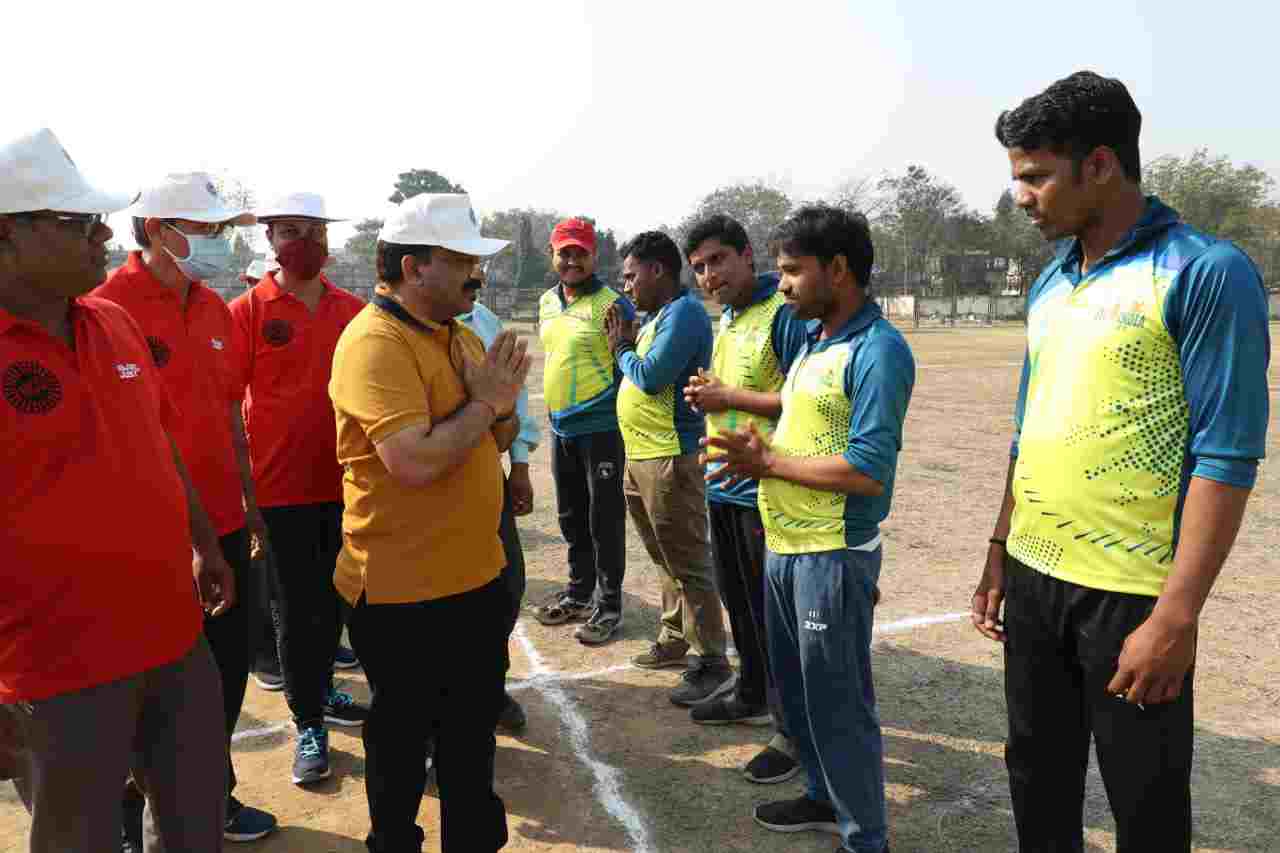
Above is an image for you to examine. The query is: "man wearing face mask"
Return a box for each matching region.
[229,192,368,787]
[458,262,541,733]
[1,128,234,853]
[94,173,278,843]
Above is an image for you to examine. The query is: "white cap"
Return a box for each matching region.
[255,192,344,222]
[378,194,508,257]
[0,128,134,215]
[127,171,255,225]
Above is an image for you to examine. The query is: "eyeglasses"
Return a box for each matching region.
[164,219,229,238]
[12,211,106,237]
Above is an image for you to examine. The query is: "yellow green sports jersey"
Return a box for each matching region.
[616,289,712,460]
[705,274,809,508]
[1009,197,1270,597]
[758,301,915,555]
[538,278,635,438]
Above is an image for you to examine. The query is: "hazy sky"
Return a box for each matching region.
[6,0,1277,250]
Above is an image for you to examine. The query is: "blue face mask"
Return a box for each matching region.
[164,224,233,281]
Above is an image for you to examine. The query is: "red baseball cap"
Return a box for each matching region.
[550,218,597,253]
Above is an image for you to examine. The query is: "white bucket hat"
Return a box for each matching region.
[378,194,508,257]
[0,128,134,215]
[126,171,255,225]
[255,192,345,222]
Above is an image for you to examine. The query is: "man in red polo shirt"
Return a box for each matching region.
[0,128,233,852]
[94,172,277,843]
[230,192,367,786]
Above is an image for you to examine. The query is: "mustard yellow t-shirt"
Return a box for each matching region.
[329,288,504,605]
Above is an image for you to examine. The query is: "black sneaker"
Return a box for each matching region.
[224,796,278,842]
[743,735,801,784]
[753,796,840,835]
[496,692,527,734]
[669,662,736,707]
[691,696,772,726]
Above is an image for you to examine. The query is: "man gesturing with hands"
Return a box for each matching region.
[329,194,522,853]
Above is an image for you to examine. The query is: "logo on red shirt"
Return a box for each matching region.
[115,363,142,380]
[146,336,172,367]
[3,361,63,414]
[263,319,294,347]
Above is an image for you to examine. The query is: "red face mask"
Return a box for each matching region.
[276,239,327,280]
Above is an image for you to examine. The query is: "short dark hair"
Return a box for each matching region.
[619,231,682,281]
[682,213,751,260]
[132,217,151,249]
[770,204,874,289]
[376,240,433,284]
[995,70,1142,183]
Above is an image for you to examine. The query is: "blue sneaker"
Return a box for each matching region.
[224,796,278,841]
[291,726,330,785]
[324,687,369,727]
[333,645,360,670]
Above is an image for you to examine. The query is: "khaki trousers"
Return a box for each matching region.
[624,454,727,661]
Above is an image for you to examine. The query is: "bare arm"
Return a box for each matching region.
[375,400,498,488]
[491,414,519,453]
[972,456,1017,642]
[229,402,268,548]
[684,370,782,419]
[703,424,883,497]
[764,453,882,497]
[171,436,235,614]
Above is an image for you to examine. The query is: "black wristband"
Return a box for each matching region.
[494,412,515,423]
[989,537,1007,548]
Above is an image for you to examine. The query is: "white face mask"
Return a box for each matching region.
[164,224,232,281]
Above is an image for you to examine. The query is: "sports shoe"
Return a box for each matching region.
[753,796,840,835]
[691,695,772,726]
[533,592,594,626]
[252,658,284,691]
[631,640,690,669]
[496,692,527,734]
[292,726,330,785]
[744,734,800,784]
[669,662,735,707]
[323,687,369,727]
[574,608,622,645]
[224,796,278,842]
[333,645,360,670]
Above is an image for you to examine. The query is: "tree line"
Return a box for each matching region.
[342,152,1278,300]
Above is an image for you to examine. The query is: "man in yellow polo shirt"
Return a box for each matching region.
[329,193,526,853]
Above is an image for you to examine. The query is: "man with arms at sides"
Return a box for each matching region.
[975,71,1270,853]
[0,128,235,852]
[330,193,525,852]
[605,231,732,706]
[708,206,913,853]
[682,214,807,783]
[94,173,276,843]
[532,218,636,645]
[230,192,368,788]
[459,260,542,733]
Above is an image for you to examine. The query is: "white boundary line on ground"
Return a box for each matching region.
[231,721,290,743]
[874,611,970,634]
[512,623,656,853]
[506,662,634,693]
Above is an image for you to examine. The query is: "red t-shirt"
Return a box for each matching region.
[93,253,246,536]
[229,273,364,508]
[0,297,201,703]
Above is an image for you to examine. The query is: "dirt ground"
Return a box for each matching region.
[3,322,1277,852]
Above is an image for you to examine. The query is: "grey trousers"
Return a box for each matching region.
[7,636,227,853]
[624,453,728,662]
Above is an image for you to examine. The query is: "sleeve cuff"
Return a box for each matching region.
[1191,457,1258,489]
[842,446,889,487]
[509,443,530,464]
